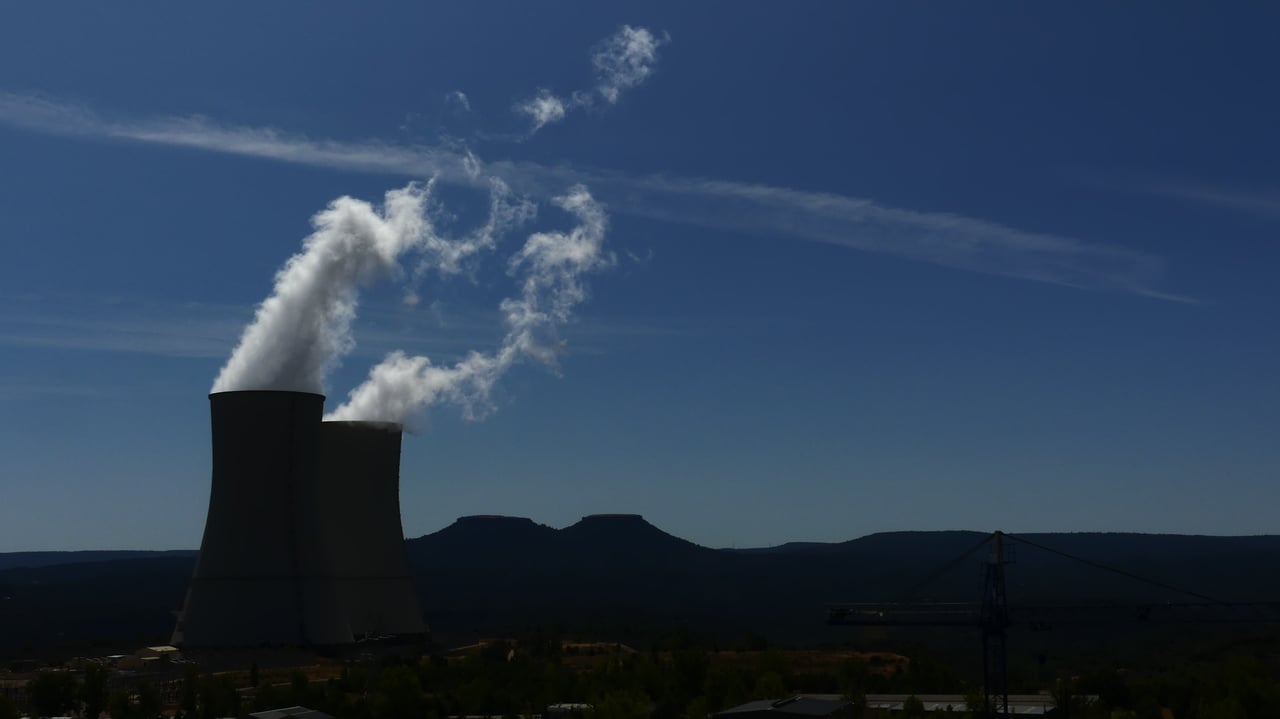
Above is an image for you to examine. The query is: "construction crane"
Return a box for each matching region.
[827,531,1280,719]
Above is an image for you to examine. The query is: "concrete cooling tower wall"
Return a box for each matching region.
[317,421,426,638]
[173,391,353,647]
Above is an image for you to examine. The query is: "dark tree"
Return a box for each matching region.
[180,665,199,717]
[108,690,134,719]
[255,682,282,712]
[372,665,427,719]
[0,694,18,719]
[198,675,240,719]
[81,663,110,719]
[28,671,78,718]
[291,670,313,706]
[136,682,161,719]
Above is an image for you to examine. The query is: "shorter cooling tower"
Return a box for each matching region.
[173,391,353,647]
[317,421,426,638]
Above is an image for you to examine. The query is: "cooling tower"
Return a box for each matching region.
[317,421,426,638]
[173,391,353,647]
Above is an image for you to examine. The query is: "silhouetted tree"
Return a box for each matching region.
[372,665,426,719]
[108,690,134,719]
[136,682,161,719]
[28,671,78,718]
[683,696,710,719]
[322,678,349,717]
[255,682,282,711]
[1078,668,1130,713]
[198,675,240,719]
[291,669,314,706]
[179,665,199,717]
[595,688,651,719]
[671,648,709,707]
[1050,677,1080,719]
[837,658,869,701]
[702,665,747,711]
[962,687,983,719]
[81,663,110,719]
[751,672,786,700]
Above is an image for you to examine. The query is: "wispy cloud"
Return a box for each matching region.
[446,90,472,113]
[0,293,682,365]
[1133,179,1280,222]
[577,172,1184,300]
[0,90,476,182]
[515,89,568,133]
[0,380,111,400]
[0,298,247,359]
[0,296,489,362]
[1082,169,1280,225]
[514,25,668,134]
[0,91,1186,300]
[593,25,667,104]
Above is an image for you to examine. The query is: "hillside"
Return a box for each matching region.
[2,521,1278,656]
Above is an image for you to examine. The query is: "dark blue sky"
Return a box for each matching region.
[1,3,1277,550]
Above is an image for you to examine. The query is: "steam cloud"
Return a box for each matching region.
[418,177,536,277]
[325,185,610,423]
[516,25,667,134]
[593,25,666,104]
[211,185,433,394]
[211,176,538,395]
[516,90,568,134]
[192,24,626,414]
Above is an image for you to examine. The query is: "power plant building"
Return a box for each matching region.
[172,391,424,647]
[317,421,425,638]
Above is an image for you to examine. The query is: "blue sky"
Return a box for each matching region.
[1,3,1277,551]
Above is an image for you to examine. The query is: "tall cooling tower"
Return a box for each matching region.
[317,421,426,638]
[173,391,353,647]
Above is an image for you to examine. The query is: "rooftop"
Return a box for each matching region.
[248,707,333,719]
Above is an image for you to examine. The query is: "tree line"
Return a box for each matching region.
[3,635,1278,719]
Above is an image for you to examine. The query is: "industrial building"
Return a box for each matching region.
[715,697,854,719]
[172,391,425,648]
[317,420,425,638]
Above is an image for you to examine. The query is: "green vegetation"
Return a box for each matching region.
[8,634,1280,719]
[26,670,78,718]
[80,663,109,719]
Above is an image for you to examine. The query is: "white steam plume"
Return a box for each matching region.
[418,176,536,277]
[593,25,666,104]
[515,89,568,133]
[326,185,610,423]
[446,90,472,113]
[213,176,536,394]
[515,25,667,134]
[404,176,535,306]
[211,184,433,394]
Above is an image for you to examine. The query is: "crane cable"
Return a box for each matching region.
[1003,532,1230,605]
[896,533,995,605]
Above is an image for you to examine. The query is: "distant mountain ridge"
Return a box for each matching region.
[2,518,1279,653]
[403,517,1280,645]
[0,549,198,572]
